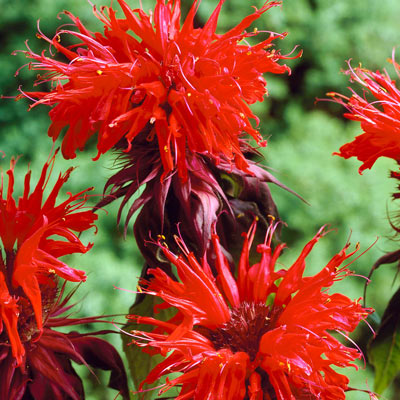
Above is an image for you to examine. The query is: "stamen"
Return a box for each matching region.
[201,302,276,361]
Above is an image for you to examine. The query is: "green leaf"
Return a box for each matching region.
[368,286,400,394]
[220,172,243,197]
[122,293,176,400]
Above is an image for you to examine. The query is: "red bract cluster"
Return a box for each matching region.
[0,155,97,366]
[19,0,292,180]
[327,61,400,174]
[129,224,372,400]
[98,136,290,268]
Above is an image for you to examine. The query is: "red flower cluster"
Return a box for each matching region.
[19,0,291,180]
[129,223,372,399]
[327,61,400,173]
[0,154,97,366]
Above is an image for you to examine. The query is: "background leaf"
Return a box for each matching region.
[369,287,400,394]
[122,293,177,399]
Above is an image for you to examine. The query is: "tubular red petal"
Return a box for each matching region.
[212,232,240,308]
[0,272,25,366]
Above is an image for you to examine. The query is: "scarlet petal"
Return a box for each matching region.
[248,372,262,400]
[0,272,24,366]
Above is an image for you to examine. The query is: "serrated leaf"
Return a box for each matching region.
[122,294,176,400]
[368,286,400,394]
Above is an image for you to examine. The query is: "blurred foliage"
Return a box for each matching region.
[2,0,400,398]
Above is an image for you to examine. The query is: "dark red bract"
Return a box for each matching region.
[97,135,289,270]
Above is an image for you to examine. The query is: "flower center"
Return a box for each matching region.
[201,301,274,362]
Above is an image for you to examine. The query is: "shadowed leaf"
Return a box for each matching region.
[369,286,400,394]
[122,293,176,400]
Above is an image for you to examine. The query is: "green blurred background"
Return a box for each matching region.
[1,0,400,398]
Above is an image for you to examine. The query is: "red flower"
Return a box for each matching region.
[0,283,129,400]
[129,224,372,400]
[0,154,97,365]
[18,0,292,180]
[327,60,400,174]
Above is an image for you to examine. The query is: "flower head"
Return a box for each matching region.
[0,282,129,400]
[129,223,372,400]
[0,154,97,365]
[18,0,292,180]
[327,60,400,174]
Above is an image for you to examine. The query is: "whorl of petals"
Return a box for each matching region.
[17,0,293,180]
[128,224,373,399]
[326,59,400,173]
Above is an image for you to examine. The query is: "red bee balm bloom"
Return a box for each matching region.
[19,0,291,179]
[327,61,400,174]
[0,155,97,366]
[129,224,372,399]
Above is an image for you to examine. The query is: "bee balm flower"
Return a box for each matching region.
[327,61,400,174]
[0,154,97,365]
[18,0,291,180]
[129,224,372,400]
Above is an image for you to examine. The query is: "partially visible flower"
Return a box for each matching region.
[326,60,400,174]
[0,154,97,365]
[18,0,292,180]
[0,282,129,400]
[128,223,372,399]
